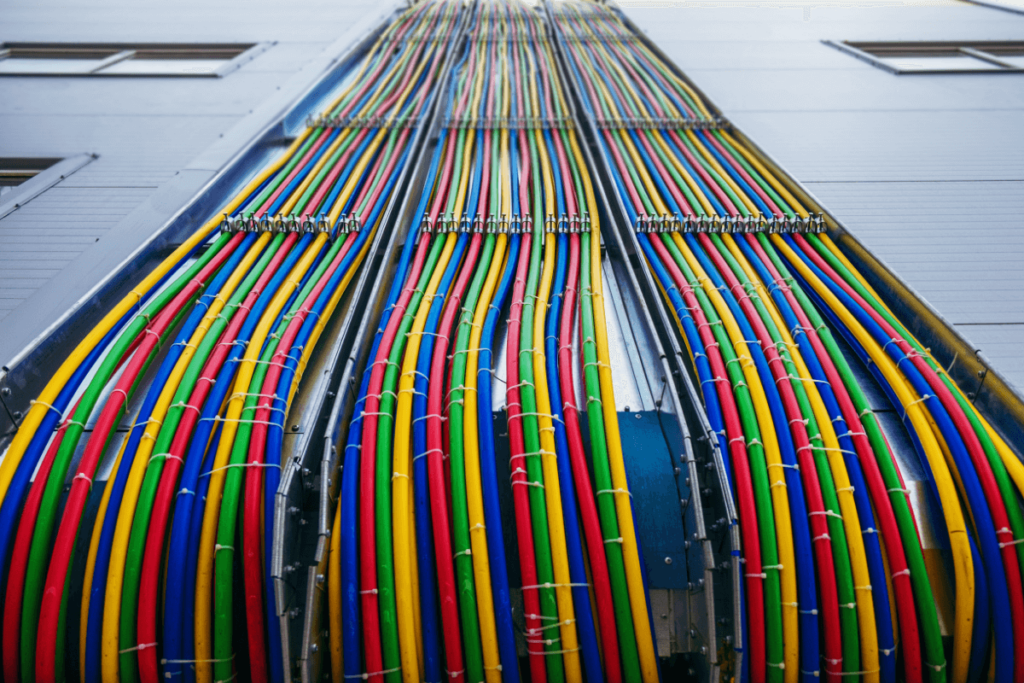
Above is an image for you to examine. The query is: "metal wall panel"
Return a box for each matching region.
[626,1,1024,398]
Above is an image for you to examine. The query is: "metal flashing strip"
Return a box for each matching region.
[0,153,96,220]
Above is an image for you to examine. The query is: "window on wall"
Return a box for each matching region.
[824,40,1024,74]
[0,155,95,219]
[0,42,270,77]
[0,158,61,199]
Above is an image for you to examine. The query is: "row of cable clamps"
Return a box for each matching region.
[306,114,420,130]
[634,213,826,234]
[444,116,574,131]
[595,116,730,131]
[559,33,638,44]
[221,212,362,238]
[417,212,593,236]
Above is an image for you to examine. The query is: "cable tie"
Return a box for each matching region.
[149,453,185,466]
[392,472,410,481]
[595,488,632,498]
[73,472,93,487]
[521,582,589,591]
[887,487,910,495]
[809,510,842,520]
[812,534,831,543]
[999,537,1024,548]
[454,549,472,558]
[215,544,234,553]
[162,654,234,664]
[799,608,819,615]
[200,462,281,477]
[763,564,783,571]
[604,537,624,545]
[359,588,378,595]
[344,667,402,680]
[120,642,158,654]
[29,399,63,417]
[855,585,873,591]
[767,662,785,670]
[862,527,879,535]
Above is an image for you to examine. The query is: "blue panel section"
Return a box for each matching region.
[617,410,689,589]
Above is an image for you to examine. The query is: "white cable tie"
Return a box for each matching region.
[855,585,873,591]
[454,548,472,559]
[604,537,624,545]
[520,582,589,591]
[73,473,93,487]
[150,453,185,466]
[344,666,402,680]
[200,462,281,477]
[595,488,632,498]
[1000,537,1024,548]
[120,642,158,654]
[812,534,831,543]
[359,588,378,595]
[809,510,843,521]
[215,544,234,553]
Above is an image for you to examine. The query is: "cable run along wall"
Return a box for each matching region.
[325,2,660,682]
[550,3,1024,683]
[0,3,459,683]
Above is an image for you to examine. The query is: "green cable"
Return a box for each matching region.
[447,230,493,683]
[374,232,448,683]
[116,233,285,683]
[660,232,786,682]
[558,125,643,679]
[18,232,232,683]
[753,233,863,676]
[518,125,564,683]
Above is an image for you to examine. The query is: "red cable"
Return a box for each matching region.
[357,234,432,678]
[428,233,482,675]
[505,230,546,683]
[559,232,623,682]
[711,234,920,683]
[2,407,74,681]
[792,233,1024,680]
[649,233,767,683]
[133,233,299,682]
[34,234,243,682]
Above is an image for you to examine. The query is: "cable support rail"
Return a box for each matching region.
[416,212,592,237]
[305,113,423,130]
[220,212,361,237]
[595,115,731,131]
[442,115,575,130]
[632,213,827,235]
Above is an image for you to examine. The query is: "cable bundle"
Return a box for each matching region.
[553,3,1024,683]
[0,4,458,682]
[327,3,658,682]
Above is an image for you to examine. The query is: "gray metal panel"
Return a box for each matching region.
[0,0,394,369]
[626,1,1024,405]
[954,323,1024,393]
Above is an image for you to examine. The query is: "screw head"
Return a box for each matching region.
[664,556,673,565]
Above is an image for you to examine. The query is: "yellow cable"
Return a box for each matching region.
[532,226,583,680]
[0,130,309,514]
[329,500,344,683]
[571,128,659,681]
[194,234,325,683]
[80,417,134,680]
[464,232,507,683]
[100,231,271,682]
[392,232,457,683]
[772,234,971,680]
[673,234,797,679]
